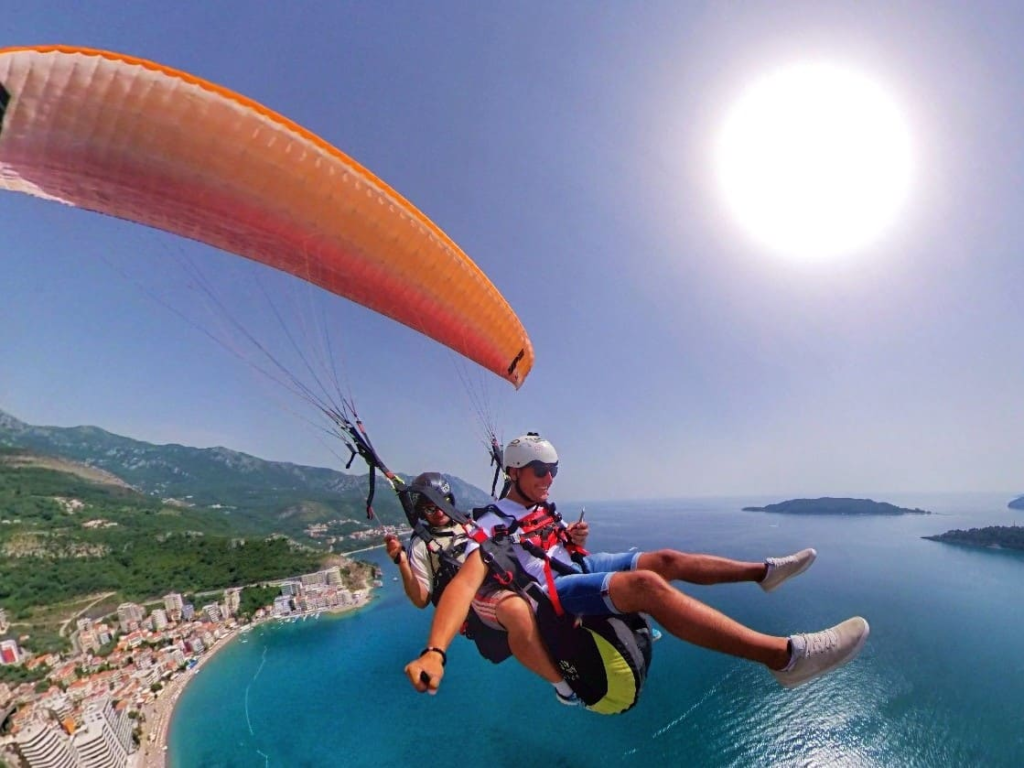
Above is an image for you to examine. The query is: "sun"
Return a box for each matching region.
[715,62,913,262]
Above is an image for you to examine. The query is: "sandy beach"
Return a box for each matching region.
[138,591,373,767]
[137,626,239,768]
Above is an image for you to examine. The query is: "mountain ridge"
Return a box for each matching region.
[0,407,492,537]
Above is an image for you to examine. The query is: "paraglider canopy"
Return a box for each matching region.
[0,45,533,387]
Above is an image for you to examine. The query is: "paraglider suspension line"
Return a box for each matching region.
[0,83,10,134]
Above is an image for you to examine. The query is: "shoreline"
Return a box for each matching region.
[136,624,239,768]
[138,589,375,768]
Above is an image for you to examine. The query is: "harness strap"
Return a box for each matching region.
[329,403,398,521]
[518,538,578,576]
[542,559,564,616]
[488,435,507,500]
[511,503,590,558]
[469,527,489,544]
[365,465,377,519]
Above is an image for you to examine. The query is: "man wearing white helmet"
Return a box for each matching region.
[406,433,870,703]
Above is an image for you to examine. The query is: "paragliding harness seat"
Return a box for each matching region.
[464,503,655,715]
[410,523,473,608]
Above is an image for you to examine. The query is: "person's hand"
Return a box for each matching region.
[384,533,403,562]
[405,651,445,694]
[566,521,590,548]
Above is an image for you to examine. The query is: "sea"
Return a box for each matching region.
[168,493,1024,767]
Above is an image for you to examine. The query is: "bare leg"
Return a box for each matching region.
[607,570,789,669]
[637,549,767,586]
[494,595,563,683]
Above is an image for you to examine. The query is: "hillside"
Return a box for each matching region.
[1009,496,1024,510]
[0,450,326,649]
[923,526,1024,553]
[0,408,492,541]
[742,497,931,515]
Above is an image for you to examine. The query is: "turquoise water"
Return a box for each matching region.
[169,494,1024,767]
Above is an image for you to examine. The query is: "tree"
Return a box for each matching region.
[95,640,116,658]
[238,585,280,620]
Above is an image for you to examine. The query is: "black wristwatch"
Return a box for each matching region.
[420,646,447,666]
[392,551,403,565]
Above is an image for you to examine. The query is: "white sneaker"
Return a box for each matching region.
[760,548,817,592]
[772,617,870,689]
[555,690,583,707]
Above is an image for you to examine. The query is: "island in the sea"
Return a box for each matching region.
[1009,496,1024,510]
[742,497,931,515]
[923,525,1024,552]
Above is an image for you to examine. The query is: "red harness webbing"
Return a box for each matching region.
[474,504,588,617]
[515,506,588,557]
[542,559,565,615]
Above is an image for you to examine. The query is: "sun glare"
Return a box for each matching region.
[715,62,912,262]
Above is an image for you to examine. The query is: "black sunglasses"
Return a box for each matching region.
[524,461,558,478]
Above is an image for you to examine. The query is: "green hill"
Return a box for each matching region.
[923,526,1024,552]
[0,408,492,540]
[0,406,496,653]
[742,497,931,515]
[0,450,324,638]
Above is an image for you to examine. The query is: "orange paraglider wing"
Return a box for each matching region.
[0,45,533,387]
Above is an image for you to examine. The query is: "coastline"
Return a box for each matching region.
[136,624,239,768]
[140,589,374,768]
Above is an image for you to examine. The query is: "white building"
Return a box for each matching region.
[37,691,74,721]
[158,645,186,671]
[202,604,223,623]
[223,588,241,617]
[300,570,326,587]
[131,667,160,690]
[0,607,9,634]
[72,699,133,768]
[163,592,184,619]
[151,609,168,631]
[272,596,293,616]
[115,603,145,634]
[71,627,100,655]
[16,722,77,768]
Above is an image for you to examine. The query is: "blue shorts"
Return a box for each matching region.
[551,550,642,616]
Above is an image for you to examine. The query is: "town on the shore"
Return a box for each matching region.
[0,557,383,768]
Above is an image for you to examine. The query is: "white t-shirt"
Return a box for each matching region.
[466,497,573,585]
[407,523,470,597]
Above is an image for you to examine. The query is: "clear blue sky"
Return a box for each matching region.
[4,2,1023,501]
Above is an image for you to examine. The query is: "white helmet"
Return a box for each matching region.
[504,432,558,469]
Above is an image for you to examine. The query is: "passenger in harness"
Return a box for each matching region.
[385,472,471,608]
[405,433,871,703]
